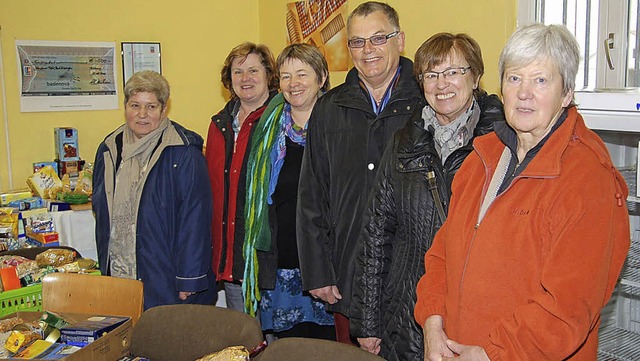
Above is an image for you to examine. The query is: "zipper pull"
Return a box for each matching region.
[426,171,447,223]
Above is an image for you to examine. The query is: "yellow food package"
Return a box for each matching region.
[4,330,39,353]
[26,165,62,199]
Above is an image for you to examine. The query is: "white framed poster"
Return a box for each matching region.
[121,42,161,85]
[16,40,118,112]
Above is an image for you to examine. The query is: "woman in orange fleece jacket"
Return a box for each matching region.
[414,23,630,361]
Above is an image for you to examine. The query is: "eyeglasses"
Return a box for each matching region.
[418,67,472,84]
[347,31,399,48]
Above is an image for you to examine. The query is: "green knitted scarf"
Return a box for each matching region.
[242,93,286,316]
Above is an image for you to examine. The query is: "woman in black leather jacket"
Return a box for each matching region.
[350,33,505,361]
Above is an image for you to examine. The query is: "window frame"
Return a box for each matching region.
[517,0,640,131]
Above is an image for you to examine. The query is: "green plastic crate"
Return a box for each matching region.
[0,284,43,317]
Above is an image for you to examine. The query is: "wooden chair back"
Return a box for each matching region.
[42,273,144,325]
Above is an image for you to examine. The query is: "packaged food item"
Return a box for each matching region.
[56,261,80,273]
[62,193,89,205]
[54,127,79,161]
[6,197,45,211]
[0,225,11,239]
[28,213,55,233]
[11,321,45,338]
[60,174,72,193]
[195,346,250,361]
[12,339,54,358]
[0,266,21,291]
[39,311,69,330]
[6,238,26,251]
[74,166,93,196]
[4,330,41,353]
[0,189,33,207]
[33,161,59,175]
[29,266,56,283]
[35,248,76,267]
[57,160,84,178]
[0,317,24,333]
[26,166,62,199]
[26,231,59,246]
[76,258,97,271]
[60,316,129,347]
[1,257,39,279]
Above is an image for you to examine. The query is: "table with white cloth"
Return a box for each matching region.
[50,204,98,262]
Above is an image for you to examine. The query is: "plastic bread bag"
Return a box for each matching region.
[73,167,93,196]
[0,317,24,333]
[35,248,76,267]
[195,346,249,361]
[0,255,38,278]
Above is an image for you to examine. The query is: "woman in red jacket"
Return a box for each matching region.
[205,42,278,312]
[415,24,629,361]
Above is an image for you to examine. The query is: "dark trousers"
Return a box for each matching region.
[276,322,336,341]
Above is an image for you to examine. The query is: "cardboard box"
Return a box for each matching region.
[60,316,129,347]
[54,128,79,161]
[26,230,59,245]
[0,312,132,361]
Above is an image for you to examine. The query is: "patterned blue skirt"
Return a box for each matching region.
[259,268,334,332]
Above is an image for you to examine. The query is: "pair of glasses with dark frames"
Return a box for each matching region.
[347,31,399,48]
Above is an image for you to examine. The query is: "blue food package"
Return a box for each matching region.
[60,315,130,347]
[7,196,45,211]
[54,127,79,161]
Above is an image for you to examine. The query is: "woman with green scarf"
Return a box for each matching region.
[244,44,334,340]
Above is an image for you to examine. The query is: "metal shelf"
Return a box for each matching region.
[619,266,640,296]
[619,169,638,202]
[598,327,640,361]
[588,98,640,360]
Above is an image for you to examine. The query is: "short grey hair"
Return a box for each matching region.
[347,1,400,33]
[124,70,170,107]
[499,23,580,95]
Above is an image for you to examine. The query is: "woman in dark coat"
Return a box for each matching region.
[350,33,505,361]
[93,71,216,309]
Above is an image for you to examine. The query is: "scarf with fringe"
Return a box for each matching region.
[243,94,287,316]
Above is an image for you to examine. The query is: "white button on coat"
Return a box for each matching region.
[368,163,375,170]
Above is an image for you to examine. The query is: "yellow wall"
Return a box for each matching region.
[0,0,517,192]
[259,0,517,94]
[0,0,260,191]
